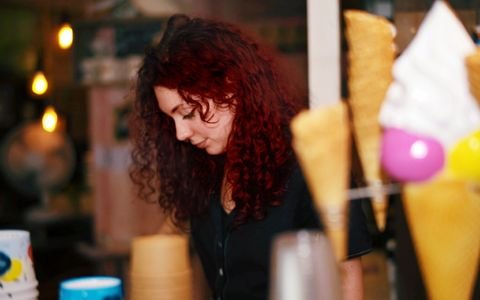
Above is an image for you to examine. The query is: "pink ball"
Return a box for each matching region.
[381,127,445,182]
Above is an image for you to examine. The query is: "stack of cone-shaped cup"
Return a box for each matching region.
[0,230,39,300]
[403,176,480,300]
[344,10,396,231]
[291,102,350,262]
[129,234,192,300]
[466,48,480,105]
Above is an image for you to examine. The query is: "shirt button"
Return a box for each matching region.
[219,267,224,276]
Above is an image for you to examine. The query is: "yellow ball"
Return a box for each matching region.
[447,130,480,181]
[0,259,22,281]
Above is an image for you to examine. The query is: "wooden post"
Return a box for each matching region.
[307,0,341,108]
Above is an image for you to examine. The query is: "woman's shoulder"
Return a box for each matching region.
[281,163,321,226]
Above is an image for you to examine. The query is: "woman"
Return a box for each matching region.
[130,14,372,300]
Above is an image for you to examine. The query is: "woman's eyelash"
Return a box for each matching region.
[183,108,196,119]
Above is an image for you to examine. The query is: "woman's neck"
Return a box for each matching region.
[221,175,235,214]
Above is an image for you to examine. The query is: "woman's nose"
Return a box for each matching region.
[175,121,193,142]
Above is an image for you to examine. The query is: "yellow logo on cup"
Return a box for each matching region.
[0,259,23,281]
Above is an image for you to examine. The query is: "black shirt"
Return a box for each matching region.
[191,166,373,300]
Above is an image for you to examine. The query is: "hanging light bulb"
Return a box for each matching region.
[42,105,58,133]
[31,71,49,95]
[58,22,73,49]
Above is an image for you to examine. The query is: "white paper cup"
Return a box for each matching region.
[0,281,38,295]
[0,287,38,300]
[0,230,36,286]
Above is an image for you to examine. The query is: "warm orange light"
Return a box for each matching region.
[42,106,58,133]
[58,23,73,49]
[31,71,48,95]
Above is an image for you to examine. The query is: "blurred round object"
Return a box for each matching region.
[0,122,75,198]
[447,130,480,181]
[131,0,184,16]
[381,127,445,182]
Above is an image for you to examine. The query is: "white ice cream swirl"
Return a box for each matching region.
[379,1,480,149]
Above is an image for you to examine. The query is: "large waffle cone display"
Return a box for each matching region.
[466,48,480,105]
[403,177,480,300]
[344,10,396,231]
[291,102,350,261]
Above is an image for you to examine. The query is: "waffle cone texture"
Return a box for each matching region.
[291,102,350,261]
[403,178,480,300]
[344,10,396,231]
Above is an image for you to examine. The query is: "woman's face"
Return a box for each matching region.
[155,86,234,155]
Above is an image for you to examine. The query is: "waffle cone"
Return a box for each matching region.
[403,177,480,300]
[291,102,350,261]
[345,10,395,231]
[371,187,388,231]
[466,48,480,105]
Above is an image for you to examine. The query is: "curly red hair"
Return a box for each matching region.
[130,14,305,227]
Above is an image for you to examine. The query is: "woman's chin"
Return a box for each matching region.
[205,146,226,156]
